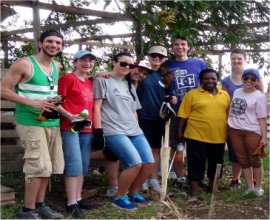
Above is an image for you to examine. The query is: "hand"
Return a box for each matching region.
[259,137,268,148]
[170,96,177,105]
[31,100,56,112]
[92,128,105,150]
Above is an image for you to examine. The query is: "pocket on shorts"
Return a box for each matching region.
[23,140,45,174]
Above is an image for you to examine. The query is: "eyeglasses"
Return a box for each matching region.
[119,61,135,69]
[242,75,257,82]
[149,53,165,59]
[47,75,55,91]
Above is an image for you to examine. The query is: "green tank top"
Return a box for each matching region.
[15,56,59,127]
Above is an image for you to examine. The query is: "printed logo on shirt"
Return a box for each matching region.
[231,98,247,115]
[112,88,132,101]
[174,69,196,90]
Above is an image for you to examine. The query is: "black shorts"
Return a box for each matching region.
[139,118,165,149]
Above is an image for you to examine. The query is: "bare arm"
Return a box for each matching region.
[258,117,268,148]
[93,99,103,129]
[57,105,75,121]
[1,58,55,111]
[177,117,188,142]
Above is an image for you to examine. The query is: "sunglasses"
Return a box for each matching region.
[149,53,165,59]
[119,61,135,69]
[47,75,55,91]
[242,75,257,82]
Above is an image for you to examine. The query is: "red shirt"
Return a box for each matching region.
[58,73,93,132]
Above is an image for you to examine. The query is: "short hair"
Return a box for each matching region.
[39,30,64,43]
[112,52,133,62]
[199,68,219,82]
[230,48,247,60]
[171,35,192,47]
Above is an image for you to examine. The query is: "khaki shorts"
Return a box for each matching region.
[16,124,64,180]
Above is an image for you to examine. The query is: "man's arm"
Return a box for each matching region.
[1,58,55,111]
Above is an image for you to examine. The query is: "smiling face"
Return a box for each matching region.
[242,73,258,90]
[113,55,134,77]
[39,36,63,57]
[230,52,246,72]
[130,67,149,81]
[148,53,166,70]
[201,71,218,92]
[171,38,190,61]
[74,55,95,74]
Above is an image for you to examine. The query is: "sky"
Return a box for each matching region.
[1,0,269,91]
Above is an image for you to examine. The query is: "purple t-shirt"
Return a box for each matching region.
[166,58,207,111]
[221,76,243,99]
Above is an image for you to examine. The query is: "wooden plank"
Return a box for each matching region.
[1,101,16,110]
[1,160,23,173]
[1,145,23,153]
[1,114,15,123]
[1,185,15,206]
[1,130,18,138]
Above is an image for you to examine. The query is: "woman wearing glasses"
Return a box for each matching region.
[221,49,264,190]
[57,50,96,218]
[93,52,154,211]
[228,68,268,196]
[137,45,176,193]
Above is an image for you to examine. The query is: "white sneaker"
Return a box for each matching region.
[141,180,149,192]
[106,186,118,197]
[148,179,161,193]
[177,176,187,183]
[253,187,264,196]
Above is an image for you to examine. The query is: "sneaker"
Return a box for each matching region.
[16,208,41,219]
[36,203,63,219]
[129,193,151,205]
[106,186,118,197]
[77,198,97,210]
[66,203,85,219]
[141,180,149,192]
[148,179,161,193]
[112,195,137,211]
[253,187,264,196]
[176,176,187,188]
[229,179,241,189]
[244,188,255,195]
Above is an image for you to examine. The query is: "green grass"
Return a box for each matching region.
[1,148,269,219]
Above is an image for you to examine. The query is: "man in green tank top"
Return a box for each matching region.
[1,30,65,219]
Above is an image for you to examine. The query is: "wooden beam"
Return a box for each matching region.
[1,18,128,37]
[1,1,132,20]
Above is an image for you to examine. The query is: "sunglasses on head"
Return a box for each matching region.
[242,75,257,82]
[47,75,55,90]
[149,53,165,59]
[119,61,135,69]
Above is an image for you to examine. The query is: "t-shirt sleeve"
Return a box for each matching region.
[177,90,192,118]
[58,74,70,98]
[256,93,268,118]
[93,77,107,99]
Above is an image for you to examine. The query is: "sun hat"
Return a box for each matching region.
[243,68,260,79]
[134,60,151,71]
[73,50,96,61]
[148,46,167,57]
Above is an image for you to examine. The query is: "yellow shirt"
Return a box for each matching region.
[177,86,230,143]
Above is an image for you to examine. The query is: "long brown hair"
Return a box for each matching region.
[158,62,173,88]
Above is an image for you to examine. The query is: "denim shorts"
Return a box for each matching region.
[61,131,92,176]
[105,134,154,168]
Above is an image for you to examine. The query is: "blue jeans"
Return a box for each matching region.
[105,134,154,167]
[61,131,92,176]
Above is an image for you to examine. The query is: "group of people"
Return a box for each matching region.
[1,29,268,219]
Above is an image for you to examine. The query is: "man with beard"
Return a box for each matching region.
[1,30,65,219]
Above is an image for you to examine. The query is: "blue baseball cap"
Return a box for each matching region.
[243,68,260,79]
[73,50,96,61]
